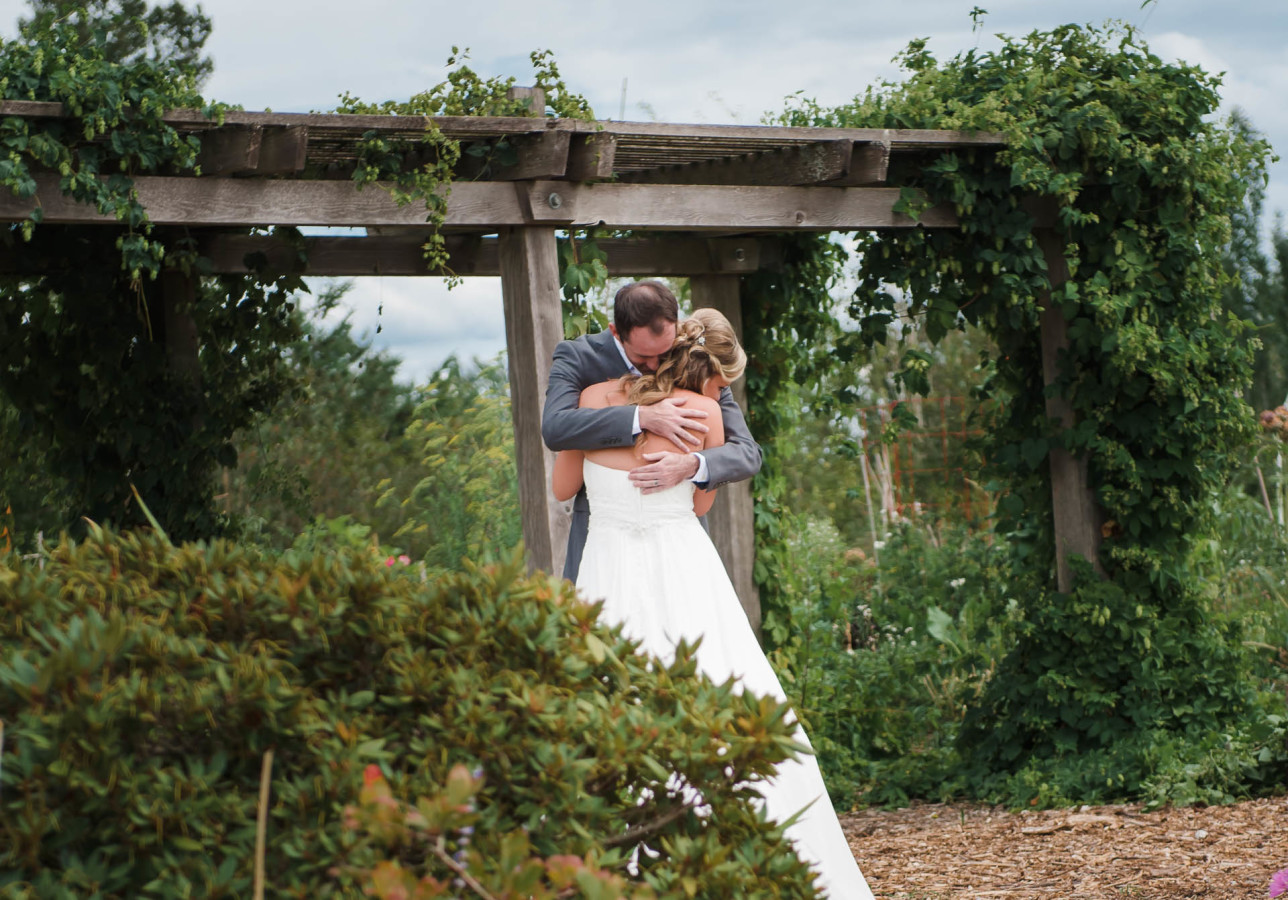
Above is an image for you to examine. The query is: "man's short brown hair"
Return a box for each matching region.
[613,281,679,339]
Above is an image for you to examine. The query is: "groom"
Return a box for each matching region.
[542,280,762,581]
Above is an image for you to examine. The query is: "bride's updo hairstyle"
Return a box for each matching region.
[624,307,746,407]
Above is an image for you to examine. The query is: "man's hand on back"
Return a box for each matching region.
[638,397,709,451]
[630,451,701,493]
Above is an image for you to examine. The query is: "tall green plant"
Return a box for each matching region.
[381,357,521,572]
[758,22,1273,792]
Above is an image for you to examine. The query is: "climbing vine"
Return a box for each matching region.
[0,21,597,540]
[749,22,1274,793]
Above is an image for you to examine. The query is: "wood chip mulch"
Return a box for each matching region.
[840,797,1288,899]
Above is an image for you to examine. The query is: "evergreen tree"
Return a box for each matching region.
[19,0,213,86]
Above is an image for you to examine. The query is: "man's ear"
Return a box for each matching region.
[607,324,619,340]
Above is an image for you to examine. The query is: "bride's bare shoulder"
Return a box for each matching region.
[579,379,628,408]
[671,388,721,414]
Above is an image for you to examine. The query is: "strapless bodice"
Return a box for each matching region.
[581,459,698,532]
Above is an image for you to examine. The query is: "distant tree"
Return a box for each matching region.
[1222,109,1288,412]
[0,14,299,541]
[227,283,423,547]
[19,0,213,86]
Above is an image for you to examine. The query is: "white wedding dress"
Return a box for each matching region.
[575,460,875,900]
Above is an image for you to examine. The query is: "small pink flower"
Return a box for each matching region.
[398,554,411,565]
[1270,868,1288,898]
[384,556,396,567]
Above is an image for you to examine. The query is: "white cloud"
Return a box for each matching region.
[307,276,507,385]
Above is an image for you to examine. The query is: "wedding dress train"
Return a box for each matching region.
[575,460,875,899]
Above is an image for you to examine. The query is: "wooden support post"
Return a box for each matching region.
[160,268,202,390]
[1037,229,1105,592]
[691,274,761,635]
[499,227,569,575]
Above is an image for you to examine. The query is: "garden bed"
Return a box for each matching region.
[844,797,1288,899]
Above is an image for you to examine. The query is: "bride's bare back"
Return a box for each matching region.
[551,380,725,516]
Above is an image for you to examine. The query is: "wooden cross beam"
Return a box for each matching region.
[189,234,775,277]
[195,125,310,177]
[622,139,890,187]
[0,174,956,230]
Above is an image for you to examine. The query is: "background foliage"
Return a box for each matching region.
[751,22,1287,804]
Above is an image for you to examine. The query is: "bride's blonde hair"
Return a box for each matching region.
[623,307,746,408]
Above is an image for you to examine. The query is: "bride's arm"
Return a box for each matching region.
[552,450,584,501]
[551,382,617,501]
[692,399,726,517]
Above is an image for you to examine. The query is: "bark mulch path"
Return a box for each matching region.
[840,797,1288,899]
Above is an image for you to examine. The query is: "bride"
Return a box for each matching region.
[552,308,874,900]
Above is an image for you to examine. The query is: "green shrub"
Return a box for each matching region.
[0,527,822,898]
[773,513,1288,809]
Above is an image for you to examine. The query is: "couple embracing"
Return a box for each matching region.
[541,281,874,899]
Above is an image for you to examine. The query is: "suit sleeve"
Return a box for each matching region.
[542,339,637,452]
[698,387,763,489]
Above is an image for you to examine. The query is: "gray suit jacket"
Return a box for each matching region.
[542,329,762,581]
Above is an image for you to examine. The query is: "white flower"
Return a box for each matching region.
[873,541,885,550]
[949,577,966,589]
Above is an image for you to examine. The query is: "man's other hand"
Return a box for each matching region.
[638,397,709,450]
[630,452,701,493]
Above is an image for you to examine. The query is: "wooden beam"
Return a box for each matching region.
[257,125,309,175]
[505,180,958,230]
[7,234,780,277]
[1,174,960,231]
[457,131,571,181]
[499,227,569,575]
[824,141,891,187]
[624,140,855,186]
[565,133,617,181]
[691,274,761,637]
[505,86,546,115]
[1037,228,1104,592]
[195,125,307,177]
[0,100,1008,150]
[196,126,263,176]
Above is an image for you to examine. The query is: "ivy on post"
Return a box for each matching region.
[765,21,1273,791]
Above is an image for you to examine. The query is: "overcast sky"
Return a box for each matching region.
[4,0,1285,383]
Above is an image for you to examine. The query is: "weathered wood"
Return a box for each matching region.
[505,86,546,116]
[188,234,778,277]
[0,101,1009,150]
[624,139,855,186]
[257,125,309,175]
[458,131,571,181]
[499,227,569,575]
[1,174,959,231]
[566,133,618,181]
[825,140,891,186]
[1037,228,1104,592]
[0,99,64,118]
[505,180,957,230]
[706,238,761,273]
[196,126,263,176]
[691,274,761,637]
[161,269,202,387]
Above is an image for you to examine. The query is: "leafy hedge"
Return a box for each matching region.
[0,528,822,898]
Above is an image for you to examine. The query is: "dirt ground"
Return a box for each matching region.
[841,797,1288,899]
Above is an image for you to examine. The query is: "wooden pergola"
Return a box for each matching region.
[0,90,1101,629]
